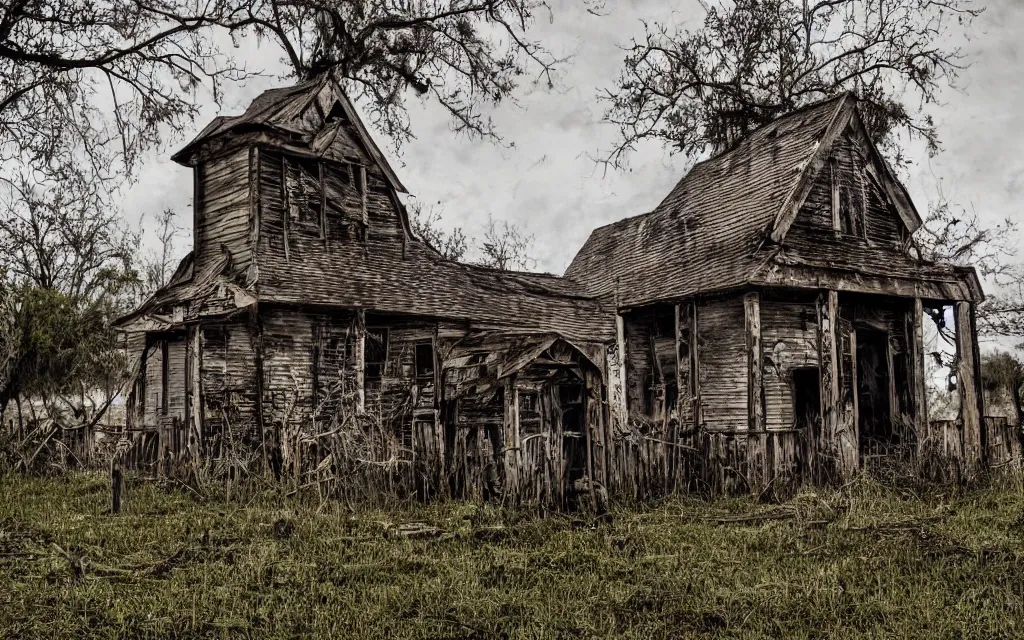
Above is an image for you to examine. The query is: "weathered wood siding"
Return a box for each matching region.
[143,339,163,427]
[195,147,252,274]
[166,337,187,425]
[621,305,676,422]
[697,296,748,430]
[761,296,820,429]
[789,125,908,251]
[199,320,260,450]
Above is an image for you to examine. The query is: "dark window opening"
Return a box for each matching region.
[415,340,435,385]
[364,328,388,383]
[831,156,865,237]
[520,390,541,435]
[283,155,323,230]
[792,367,821,433]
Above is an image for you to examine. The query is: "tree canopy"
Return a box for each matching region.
[601,0,982,169]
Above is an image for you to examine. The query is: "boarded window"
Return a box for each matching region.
[283,155,323,231]
[365,328,388,382]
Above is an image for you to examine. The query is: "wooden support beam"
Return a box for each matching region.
[354,310,366,415]
[358,165,368,228]
[744,292,764,432]
[186,325,203,459]
[970,303,988,464]
[613,313,629,428]
[281,154,290,262]
[911,299,928,445]
[675,302,693,427]
[248,146,261,254]
[956,301,983,471]
[818,290,856,480]
[691,302,701,427]
[502,376,520,501]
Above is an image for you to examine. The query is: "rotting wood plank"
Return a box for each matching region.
[355,309,366,415]
[955,301,982,471]
[911,299,928,447]
[187,324,203,458]
[745,292,764,432]
[818,290,855,480]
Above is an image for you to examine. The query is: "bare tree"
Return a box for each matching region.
[2,0,579,192]
[601,0,981,168]
[409,204,535,270]
[140,208,185,294]
[409,202,469,261]
[914,187,1024,339]
[476,214,535,271]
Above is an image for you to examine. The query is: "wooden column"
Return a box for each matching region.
[691,302,701,427]
[354,310,366,415]
[818,290,856,480]
[675,302,694,428]
[911,299,929,445]
[744,292,764,432]
[186,324,203,459]
[613,313,629,427]
[502,376,520,501]
[584,368,607,493]
[956,301,983,471]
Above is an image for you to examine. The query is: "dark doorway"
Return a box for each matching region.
[559,383,587,489]
[792,367,821,435]
[856,329,894,452]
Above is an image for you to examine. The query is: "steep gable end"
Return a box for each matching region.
[769,104,921,245]
[171,74,407,194]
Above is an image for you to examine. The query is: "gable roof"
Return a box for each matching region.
[171,72,407,193]
[565,94,972,307]
[566,94,852,305]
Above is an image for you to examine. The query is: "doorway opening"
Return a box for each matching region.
[559,382,587,489]
[856,328,894,455]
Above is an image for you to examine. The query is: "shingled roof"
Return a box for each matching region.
[566,95,855,305]
[564,94,982,307]
[171,73,407,193]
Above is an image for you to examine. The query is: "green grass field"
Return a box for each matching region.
[3,473,1024,639]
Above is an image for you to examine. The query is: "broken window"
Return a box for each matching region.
[414,340,435,386]
[519,390,541,434]
[830,155,865,237]
[792,367,821,432]
[365,328,388,383]
[283,155,323,232]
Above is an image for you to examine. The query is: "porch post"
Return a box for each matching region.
[818,289,856,480]
[955,301,983,472]
[911,298,929,446]
[744,292,764,432]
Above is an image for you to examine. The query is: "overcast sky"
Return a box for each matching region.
[121,0,1024,334]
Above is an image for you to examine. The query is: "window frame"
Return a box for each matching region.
[364,327,389,383]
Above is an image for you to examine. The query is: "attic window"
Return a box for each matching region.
[283,155,323,232]
[829,156,865,237]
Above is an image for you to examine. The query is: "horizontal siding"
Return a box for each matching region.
[197,147,251,273]
[698,296,747,430]
[761,300,819,430]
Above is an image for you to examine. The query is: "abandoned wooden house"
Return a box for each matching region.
[118,78,990,501]
[114,73,616,504]
[566,93,987,488]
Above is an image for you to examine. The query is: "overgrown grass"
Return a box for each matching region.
[3,473,1024,638]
